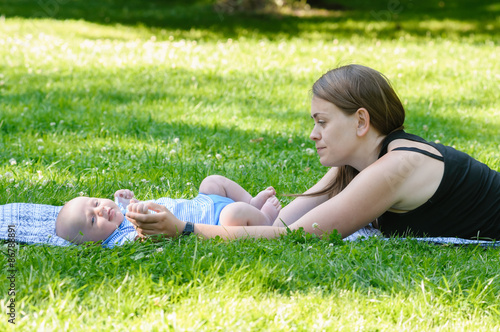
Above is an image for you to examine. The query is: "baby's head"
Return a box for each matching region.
[56,196,125,244]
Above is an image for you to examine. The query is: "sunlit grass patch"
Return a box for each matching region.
[0,1,499,330]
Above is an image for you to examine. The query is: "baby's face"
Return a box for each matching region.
[56,197,125,244]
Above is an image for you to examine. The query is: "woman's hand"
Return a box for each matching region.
[126,202,187,238]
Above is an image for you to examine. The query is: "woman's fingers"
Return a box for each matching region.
[126,205,186,238]
[127,211,161,226]
[130,217,180,235]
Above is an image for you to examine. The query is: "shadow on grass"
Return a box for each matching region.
[1,0,498,41]
[1,65,498,143]
[0,66,309,136]
[0,69,315,198]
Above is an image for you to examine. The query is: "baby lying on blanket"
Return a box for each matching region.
[0,201,380,249]
[4,172,494,247]
[56,175,282,247]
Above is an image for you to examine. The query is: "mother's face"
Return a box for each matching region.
[309,97,359,167]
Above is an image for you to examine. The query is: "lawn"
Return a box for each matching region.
[0,0,499,330]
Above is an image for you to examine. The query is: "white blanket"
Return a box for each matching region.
[0,203,73,246]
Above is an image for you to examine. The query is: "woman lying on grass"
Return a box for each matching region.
[55,175,281,247]
[126,64,500,241]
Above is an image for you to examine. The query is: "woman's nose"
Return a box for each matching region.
[309,126,320,141]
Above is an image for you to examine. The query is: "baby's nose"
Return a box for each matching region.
[98,206,109,216]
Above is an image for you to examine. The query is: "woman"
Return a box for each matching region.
[126,64,500,240]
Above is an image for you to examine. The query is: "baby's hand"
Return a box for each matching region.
[127,202,151,214]
[115,189,134,200]
[114,189,135,206]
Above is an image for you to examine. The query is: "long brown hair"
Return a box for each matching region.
[305,64,405,198]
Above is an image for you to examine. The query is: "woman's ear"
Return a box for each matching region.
[355,108,370,137]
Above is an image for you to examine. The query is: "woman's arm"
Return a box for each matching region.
[273,167,337,227]
[283,152,422,237]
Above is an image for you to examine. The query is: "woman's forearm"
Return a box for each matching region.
[193,224,288,240]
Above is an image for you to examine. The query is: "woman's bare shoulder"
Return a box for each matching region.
[368,147,444,211]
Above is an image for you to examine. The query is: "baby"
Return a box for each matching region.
[56,175,281,246]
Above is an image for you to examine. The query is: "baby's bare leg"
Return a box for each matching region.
[199,175,253,203]
[219,200,281,227]
[199,175,278,211]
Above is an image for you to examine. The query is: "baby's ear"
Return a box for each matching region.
[55,213,65,236]
[55,222,61,236]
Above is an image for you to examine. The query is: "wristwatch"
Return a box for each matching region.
[181,222,195,236]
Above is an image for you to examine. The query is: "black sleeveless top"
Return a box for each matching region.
[377,131,500,240]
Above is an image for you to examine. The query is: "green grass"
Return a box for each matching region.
[1,0,499,330]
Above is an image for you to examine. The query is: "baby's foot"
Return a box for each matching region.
[260,196,282,225]
[250,187,276,210]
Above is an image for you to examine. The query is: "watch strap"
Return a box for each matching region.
[181,222,195,236]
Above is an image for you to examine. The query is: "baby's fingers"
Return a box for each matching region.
[123,189,134,199]
[127,202,149,214]
[115,189,134,199]
[145,202,168,213]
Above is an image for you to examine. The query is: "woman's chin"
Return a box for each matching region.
[319,158,334,167]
